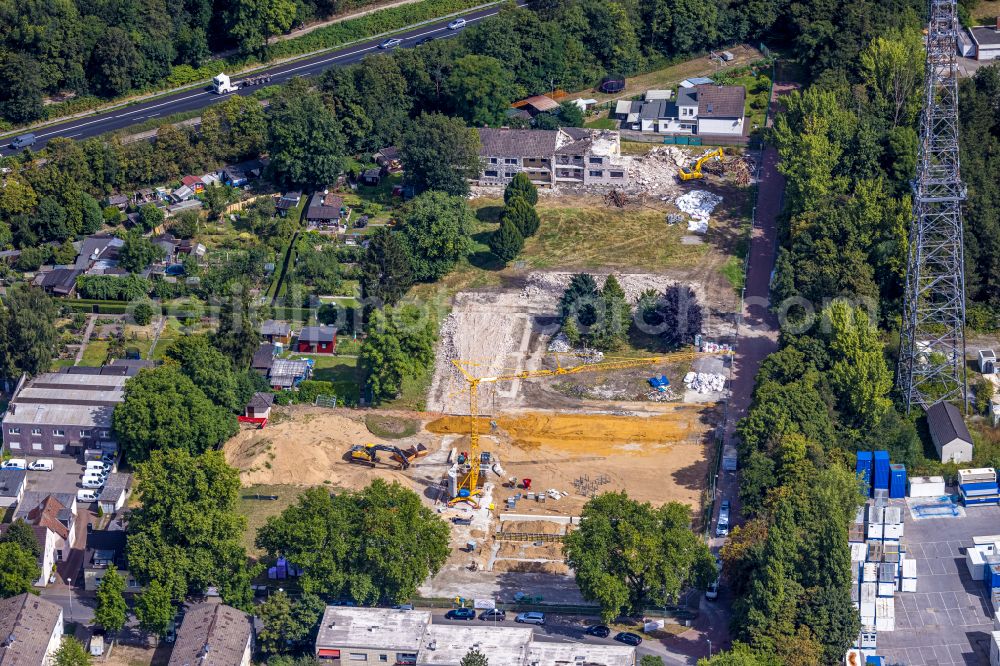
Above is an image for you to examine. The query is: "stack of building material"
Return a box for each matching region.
[958,468,1000,506]
[867,505,884,540]
[860,582,877,627]
[850,542,867,563]
[900,557,917,592]
[968,544,991,580]
[874,598,895,632]
[850,506,866,542]
[889,464,907,499]
[986,556,1000,611]
[877,563,897,598]
[908,475,946,497]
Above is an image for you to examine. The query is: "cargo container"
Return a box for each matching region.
[866,541,883,563]
[986,563,1000,590]
[884,522,904,540]
[969,546,989,580]
[875,598,895,632]
[860,582,877,604]
[908,475,947,497]
[868,522,884,539]
[851,542,867,562]
[873,451,890,490]
[856,452,873,493]
[858,631,877,649]
[863,563,878,583]
[889,464,907,498]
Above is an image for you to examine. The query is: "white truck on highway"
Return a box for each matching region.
[212,72,273,94]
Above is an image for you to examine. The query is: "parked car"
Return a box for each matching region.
[705,580,719,600]
[28,459,54,471]
[447,18,467,29]
[1,459,27,470]
[86,461,110,472]
[614,632,642,646]
[585,625,610,638]
[716,499,731,537]
[81,478,105,489]
[83,471,108,483]
[77,490,100,502]
[445,608,476,620]
[378,38,402,49]
[515,612,545,625]
[10,133,36,150]
[479,609,506,622]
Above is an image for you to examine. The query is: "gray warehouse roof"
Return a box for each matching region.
[418,625,532,666]
[317,607,431,651]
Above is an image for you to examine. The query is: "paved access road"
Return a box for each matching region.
[0,1,523,156]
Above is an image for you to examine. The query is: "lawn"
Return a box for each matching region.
[584,115,618,130]
[288,353,364,405]
[237,484,307,556]
[80,340,110,366]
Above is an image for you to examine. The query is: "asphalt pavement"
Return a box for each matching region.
[0,2,523,156]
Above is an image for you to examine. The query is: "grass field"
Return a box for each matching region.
[973,0,1000,19]
[237,484,307,555]
[307,354,364,405]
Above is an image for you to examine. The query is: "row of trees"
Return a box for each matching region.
[489,173,541,264]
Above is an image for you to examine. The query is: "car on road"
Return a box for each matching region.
[28,460,54,471]
[1,459,27,470]
[716,499,731,537]
[705,580,719,600]
[415,36,435,45]
[515,612,545,625]
[585,625,610,638]
[447,18,467,29]
[445,608,476,620]
[379,38,403,49]
[10,134,36,150]
[613,632,642,646]
[479,609,506,622]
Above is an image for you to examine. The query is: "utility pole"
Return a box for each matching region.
[897,0,968,412]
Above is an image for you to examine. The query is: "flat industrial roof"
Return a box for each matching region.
[971,25,1000,47]
[417,625,533,666]
[527,643,636,666]
[6,403,113,428]
[316,608,431,651]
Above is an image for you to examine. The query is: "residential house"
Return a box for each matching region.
[276,192,302,216]
[83,528,140,592]
[252,344,276,376]
[244,393,273,420]
[476,128,628,189]
[0,469,26,509]
[221,160,265,187]
[74,234,125,274]
[361,168,382,186]
[314,607,635,666]
[617,85,745,137]
[32,268,81,296]
[690,85,746,136]
[374,146,401,171]
[306,192,350,230]
[3,372,125,457]
[168,603,254,666]
[172,185,195,202]
[260,320,292,345]
[181,175,205,193]
[268,359,312,391]
[297,326,337,354]
[927,400,974,463]
[105,194,129,211]
[0,593,63,666]
[969,20,1000,61]
[12,492,78,587]
[97,473,132,515]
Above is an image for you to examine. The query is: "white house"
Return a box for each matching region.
[616,85,746,137]
[927,401,974,463]
[12,492,78,587]
[0,593,64,665]
[969,20,1000,61]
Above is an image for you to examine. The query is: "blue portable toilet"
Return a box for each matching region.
[889,464,907,498]
[873,451,890,491]
[856,452,873,495]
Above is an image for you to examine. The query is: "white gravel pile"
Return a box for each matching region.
[676,190,723,234]
[683,372,727,393]
[547,333,572,353]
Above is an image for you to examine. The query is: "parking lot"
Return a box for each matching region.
[877,498,1000,666]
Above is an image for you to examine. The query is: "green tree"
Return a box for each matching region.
[120,233,165,273]
[204,185,240,219]
[0,54,45,123]
[54,638,91,666]
[488,219,524,265]
[975,379,996,416]
[504,172,539,206]
[501,198,540,238]
[0,284,59,378]
[821,301,892,429]
[0,519,42,560]
[558,101,585,127]
[132,302,155,326]
[200,93,269,162]
[166,334,257,412]
[590,274,630,351]
[138,204,165,232]
[361,305,436,403]
[563,492,715,621]
[36,196,70,242]
[360,227,414,307]
[859,32,924,128]
[135,580,174,637]
[640,657,665,666]
[95,568,128,634]
[53,240,76,265]
[256,480,450,604]
[461,648,489,666]
[128,450,251,606]
[400,113,482,196]
[446,55,518,126]
[269,80,346,189]
[697,643,782,666]
[258,590,325,654]
[113,365,238,463]
[657,284,703,347]
[227,0,297,56]
[80,194,104,234]
[214,282,263,370]
[398,191,474,282]
[559,273,600,331]
[0,542,40,597]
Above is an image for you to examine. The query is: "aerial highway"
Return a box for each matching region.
[0,2,521,156]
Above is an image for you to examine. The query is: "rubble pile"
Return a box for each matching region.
[684,371,727,393]
[676,190,724,234]
[547,333,572,353]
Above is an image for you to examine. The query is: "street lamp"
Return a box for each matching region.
[707,639,712,658]
[67,578,74,622]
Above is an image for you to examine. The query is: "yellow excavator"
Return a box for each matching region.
[678,148,725,181]
[447,349,732,506]
[347,443,428,469]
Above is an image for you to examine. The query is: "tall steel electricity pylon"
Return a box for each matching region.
[897,0,968,412]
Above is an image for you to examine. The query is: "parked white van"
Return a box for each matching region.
[86,461,110,472]
[28,459,54,471]
[1,459,27,470]
[81,477,106,489]
[77,489,100,502]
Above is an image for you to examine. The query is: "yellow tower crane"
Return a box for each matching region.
[448,349,731,505]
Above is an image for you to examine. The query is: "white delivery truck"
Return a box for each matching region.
[212,73,238,94]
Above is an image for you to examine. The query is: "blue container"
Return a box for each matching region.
[985,564,1000,590]
[873,451,890,490]
[866,658,885,666]
[889,464,907,498]
[856,451,873,494]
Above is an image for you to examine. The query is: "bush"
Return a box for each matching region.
[132,301,156,326]
[296,380,337,404]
